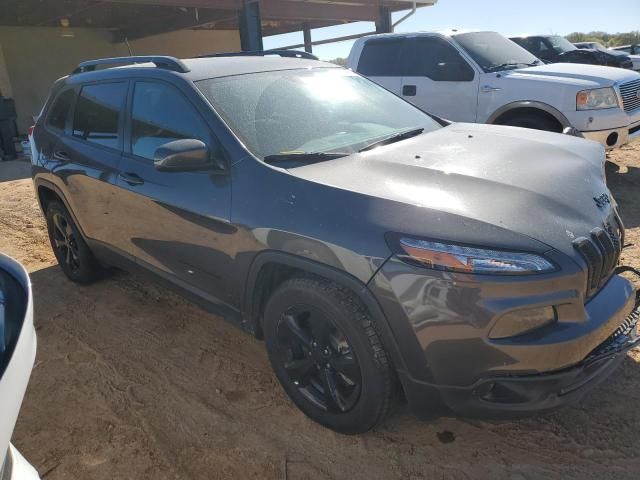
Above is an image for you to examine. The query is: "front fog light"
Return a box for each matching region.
[489,306,556,339]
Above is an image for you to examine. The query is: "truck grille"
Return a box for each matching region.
[573,219,623,297]
[619,78,640,112]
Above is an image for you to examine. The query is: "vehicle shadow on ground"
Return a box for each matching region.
[607,160,640,229]
[0,159,30,182]
[16,263,640,480]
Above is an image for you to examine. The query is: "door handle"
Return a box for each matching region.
[119,172,144,186]
[481,85,501,93]
[53,150,70,162]
[402,85,417,96]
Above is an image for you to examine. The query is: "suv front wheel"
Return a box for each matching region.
[263,276,394,434]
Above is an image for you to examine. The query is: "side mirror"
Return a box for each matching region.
[153,139,224,172]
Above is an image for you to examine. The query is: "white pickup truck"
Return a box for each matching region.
[347,30,640,149]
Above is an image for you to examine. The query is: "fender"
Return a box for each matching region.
[242,250,408,374]
[32,176,90,241]
[487,100,573,128]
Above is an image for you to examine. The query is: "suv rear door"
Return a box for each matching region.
[47,81,127,246]
[111,79,235,311]
[399,35,478,122]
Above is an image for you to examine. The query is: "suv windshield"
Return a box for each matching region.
[452,31,540,72]
[547,35,577,53]
[196,68,440,160]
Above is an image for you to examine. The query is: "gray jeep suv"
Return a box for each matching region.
[31,54,640,433]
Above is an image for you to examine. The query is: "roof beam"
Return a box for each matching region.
[113,7,229,41]
[261,2,379,21]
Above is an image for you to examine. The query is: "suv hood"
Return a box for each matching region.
[289,123,612,258]
[512,62,639,86]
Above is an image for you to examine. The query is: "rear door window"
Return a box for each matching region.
[46,89,75,131]
[72,82,127,149]
[357,39,404,76]
[130,81,211,160]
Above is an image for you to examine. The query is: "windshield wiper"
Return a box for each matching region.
[358,128,424,153]
[263,151,349,165]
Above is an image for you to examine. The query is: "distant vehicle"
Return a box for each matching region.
[511,35,633,70]
[0,253,39,480]
[613,44,640,55]
[31,54,640,433]
[575,42,640,71]
[348,30,640,149]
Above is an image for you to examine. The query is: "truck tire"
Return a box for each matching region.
[496,112,560,132]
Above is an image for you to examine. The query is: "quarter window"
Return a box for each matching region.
[72,82,127,149]
[46,89,75,131]
[131,81,210,160]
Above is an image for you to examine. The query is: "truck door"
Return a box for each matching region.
[399,36,479,122]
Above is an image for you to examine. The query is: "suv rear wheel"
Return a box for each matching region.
[45,201,103,284]
[262,276,394,434]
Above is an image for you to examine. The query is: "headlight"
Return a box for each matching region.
[576,87,619,110]
[396,238,556,275]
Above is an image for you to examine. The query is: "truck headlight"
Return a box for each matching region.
[576,87,619,110]
[396,238,556,275]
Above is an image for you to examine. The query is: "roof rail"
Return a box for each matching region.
[72,56,190,74]
[196,49,319,60]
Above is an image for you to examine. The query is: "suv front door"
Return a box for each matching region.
[399,36,479,122]
[112,79,235,311]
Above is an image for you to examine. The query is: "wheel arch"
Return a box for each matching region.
[34,178,89,240]
[243,251,408,374]
[487,101,572,131]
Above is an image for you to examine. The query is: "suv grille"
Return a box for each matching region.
[573,219,623,297]
[619,78,640,112]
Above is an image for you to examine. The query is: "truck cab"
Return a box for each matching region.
[347,30,640,149]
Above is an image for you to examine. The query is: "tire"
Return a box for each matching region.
[262,276,394,434]
[45,201,102,284]
[496,112,560,132]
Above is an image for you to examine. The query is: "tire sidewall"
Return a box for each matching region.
[46,202,99,284]
[263,278,390,434]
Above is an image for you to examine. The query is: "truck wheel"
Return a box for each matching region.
[45,201,103,284]
[262,276,394,434]
[497,112,560,132]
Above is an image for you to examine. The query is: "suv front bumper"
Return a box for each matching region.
[403,300,639,417]
[368,255,639,418]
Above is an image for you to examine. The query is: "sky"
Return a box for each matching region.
[263,0,640,60]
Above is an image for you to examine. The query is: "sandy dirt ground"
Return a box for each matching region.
[2,142,640,480]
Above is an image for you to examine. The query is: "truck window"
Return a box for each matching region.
[357,39,403,76]
[401,37,475,81]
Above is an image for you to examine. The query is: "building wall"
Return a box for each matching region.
[0,26,240,133]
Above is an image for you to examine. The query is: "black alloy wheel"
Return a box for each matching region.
[263,277,394,434]
[45,201,102,284]
[51,211,81,274]
[276,304,362,413]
